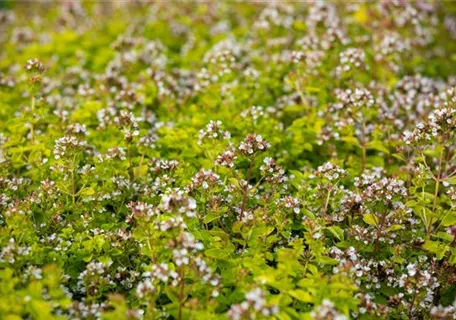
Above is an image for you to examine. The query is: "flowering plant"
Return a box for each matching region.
[1,1,456,319]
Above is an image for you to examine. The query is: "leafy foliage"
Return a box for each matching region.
[1,1,456,319]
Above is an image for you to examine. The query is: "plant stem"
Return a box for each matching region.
[240,155,255,221]
[72,172,76,204]
[149,298,156,320]
[373,209,387,255]
[408,279,418,319]
[433,146,445,212]
[178,267,185,320]
[127,143,134,182]
[303,257,309,275]
[295,70,307,107]
[360,118,367,173]
[30,96,35,142]
[323,186,332,215]
[71,156,76,204]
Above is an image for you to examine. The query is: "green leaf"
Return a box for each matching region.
[435,232,454,242]
[441,212,456,227]
[82,254,93,262]
[342,136,361,148]
[288,290,313,303]
[301,207,315,219]
[316,256,339,265]
[363,214,379,226]
[203,212,221,223]
[444,177,456,185]
[367,140,390,154]
[392,153,406,162]
[450,248,456,266]
[386,224,402,233]
[204,248,230,260]
[422,240,448,260]
[326,226,344,241]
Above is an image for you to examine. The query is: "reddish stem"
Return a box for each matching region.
[178,267,185,320]
[240,155,255,220]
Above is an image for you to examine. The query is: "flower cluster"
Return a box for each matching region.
[260,157,287,185]
[197,120,231,145]
[314,162,347,181]
[333,87,375,111]
[53,135,89,160]
[310,299,347,320]
[238,134,270,155]
[404,105,456,145]
[215,145,237,168]
[190,169,221,190]
[335,47,366,76]
[228,288,279,320]
[114,111,140,142]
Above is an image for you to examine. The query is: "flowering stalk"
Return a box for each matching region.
[323,186,332,215]
[71,157,76,204]
[178,267,185,320]
[30,96,35,142]
[432,146,445,212]
[240,154,255,221]
[127,143,134,183]
[25,58,45,143]
[361,118,367,173]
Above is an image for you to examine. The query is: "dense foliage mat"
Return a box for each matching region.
[1,1,456,319]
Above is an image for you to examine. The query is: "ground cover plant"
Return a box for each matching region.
[1,1,456,319]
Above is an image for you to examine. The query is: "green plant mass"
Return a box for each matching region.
[1,1,456,319]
